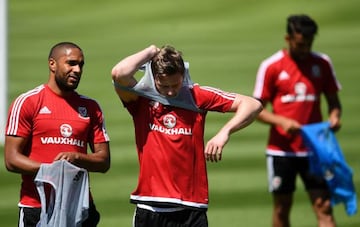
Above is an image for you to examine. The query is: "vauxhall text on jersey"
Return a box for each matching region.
[5,84,110,208]
[253,49,341,157]
[126,84,236,209]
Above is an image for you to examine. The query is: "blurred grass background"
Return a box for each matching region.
[1,0,359,226]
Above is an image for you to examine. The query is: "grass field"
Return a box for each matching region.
[1,0,360,226]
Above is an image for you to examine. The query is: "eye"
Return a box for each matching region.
[67,60,84,68]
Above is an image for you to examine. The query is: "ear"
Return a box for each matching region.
[285,34,292,45]
[49,58,56,72]
[285,34,290,42]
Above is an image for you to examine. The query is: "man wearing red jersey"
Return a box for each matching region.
[4,42,111,227]
[253,15,342,227]
[111,45,262,227]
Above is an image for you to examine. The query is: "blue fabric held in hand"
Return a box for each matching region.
[301,122,357,216]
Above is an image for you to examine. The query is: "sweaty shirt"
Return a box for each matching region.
[6,84,109,207]
[35,160,89,227]
[253,49,341,156]
[125,84,235,210]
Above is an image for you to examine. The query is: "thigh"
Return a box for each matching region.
[133,207,208,227]
[184,209,208,227]
[133,207,159,227]
[267,156,297,193]
[18,207,41,227]
[298,157,328,191]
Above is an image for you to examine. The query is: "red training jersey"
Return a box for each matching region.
[6,84,110,207]
[253,49,341,157]
[125,84,235,210]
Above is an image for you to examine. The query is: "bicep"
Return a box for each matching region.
[113,76,139,103]
[114,85,139,103]
[4,135,40,173]
[92,142,110,160]
[5,136,28,158]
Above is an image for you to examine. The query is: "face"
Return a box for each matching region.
[286,32,314,61]
[50,47,84,91]
[154,73,184,97]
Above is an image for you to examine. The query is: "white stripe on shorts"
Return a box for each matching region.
[137,204,185,212]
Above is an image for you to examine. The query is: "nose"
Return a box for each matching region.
[72,64,82,73]
[166,89,177,97]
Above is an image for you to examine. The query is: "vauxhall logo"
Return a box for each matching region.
[40,123,85,147]
[149,114,192,135]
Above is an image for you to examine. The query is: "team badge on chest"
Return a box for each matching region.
[312,65,321,78]
[78,107,88,118]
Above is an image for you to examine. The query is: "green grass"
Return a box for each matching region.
[1,0,360,226]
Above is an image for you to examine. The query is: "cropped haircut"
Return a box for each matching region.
[48,42,83,60]
[151,45,185,77]
[287,14,318,37]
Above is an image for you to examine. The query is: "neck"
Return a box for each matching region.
[47,81,74,97]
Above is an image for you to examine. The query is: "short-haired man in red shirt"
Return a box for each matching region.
[5,42,111,227]
[253,14,341,227]
[112,44,262,227]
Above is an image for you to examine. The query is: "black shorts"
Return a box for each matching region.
[266,155,328,193]
[18,201,100,227]
[133,206,208,227]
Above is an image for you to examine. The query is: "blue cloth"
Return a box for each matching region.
[301,122,357,216]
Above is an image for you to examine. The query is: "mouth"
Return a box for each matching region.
[68,74,80,83]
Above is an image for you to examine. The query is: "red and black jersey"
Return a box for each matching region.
[253,49,341,156]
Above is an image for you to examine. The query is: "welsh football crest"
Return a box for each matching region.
[312,65,321,78]
[78,106,88,118]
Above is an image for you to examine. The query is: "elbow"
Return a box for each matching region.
[5,162,14,172]
[100,162,110,173]
[111,62,129,81]
[5,160,19,173]
[252,97,265,121]
[255,98,264,114]
[111,67,121,81]
[98,157,111,173]
[253,98,264,116]
[4,152,16,172]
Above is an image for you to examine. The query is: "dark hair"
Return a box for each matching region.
[151,45,185,77]
[48,42,82,60]
[287,14,318,37]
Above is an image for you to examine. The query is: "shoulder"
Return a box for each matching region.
[259,50,285,67]
[77,94,101,106]
[311,52,333,63]
[11,84,45,106]
[192,84,236,101]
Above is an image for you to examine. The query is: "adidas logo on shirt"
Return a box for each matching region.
[279,71,289,80]
[39,106,51,114]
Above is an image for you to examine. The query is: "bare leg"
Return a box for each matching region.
[308,189,336,227]
[272,193,293,227]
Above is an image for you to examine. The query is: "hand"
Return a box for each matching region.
[204,133,229,162]
[54,152,80,164]
[148,45,160,59]
[280,117,302,134]
[328,115,341,132]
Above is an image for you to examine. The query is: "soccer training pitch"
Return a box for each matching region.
[1,0,359,226]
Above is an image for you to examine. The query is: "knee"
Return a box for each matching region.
[313,197,335,222]
[314,198,332,213]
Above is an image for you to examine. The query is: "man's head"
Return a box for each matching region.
[285,14,318,61]
[48,42,84,92]
[151,45,185,97]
